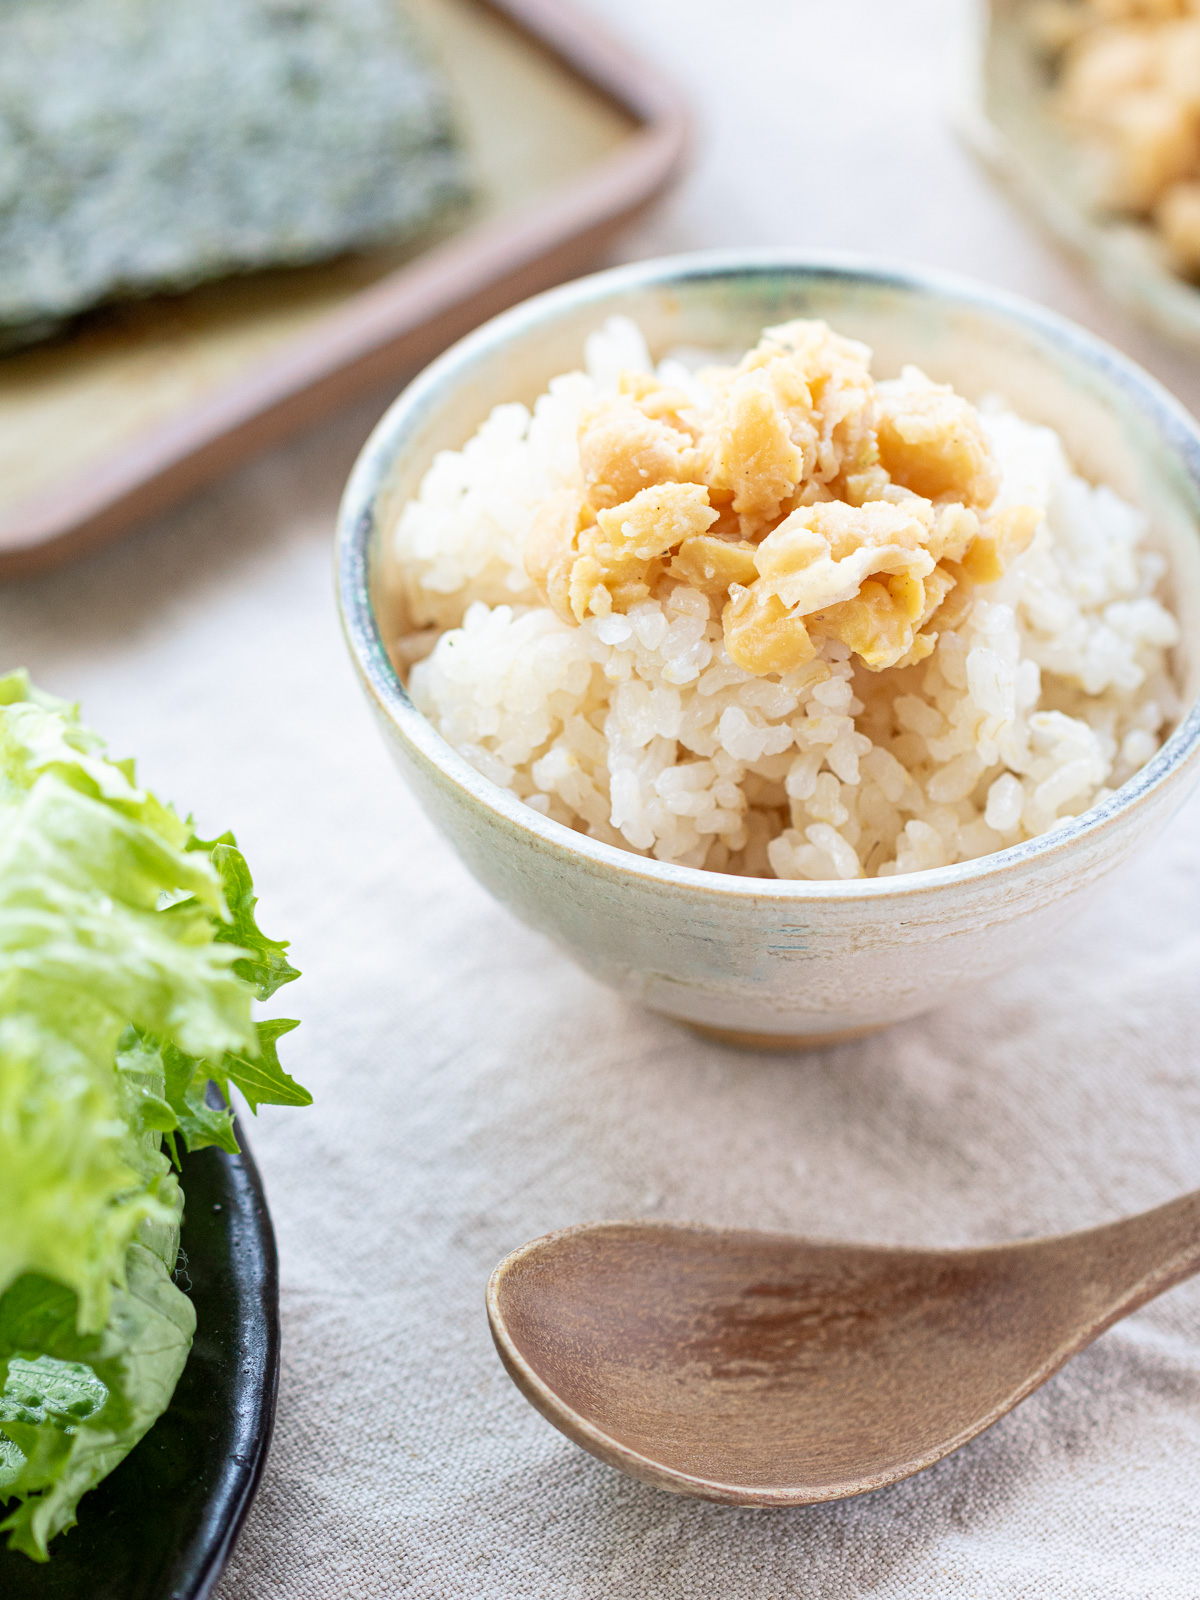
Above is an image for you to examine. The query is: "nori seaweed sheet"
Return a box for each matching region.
[0,0,469,341]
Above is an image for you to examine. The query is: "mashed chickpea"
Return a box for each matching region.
[523,321,1039,684]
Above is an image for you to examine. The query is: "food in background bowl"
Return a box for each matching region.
[386,315,1180,880]
[1041,0,1200,279]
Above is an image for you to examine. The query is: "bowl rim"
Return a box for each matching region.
[337,246,1200,904]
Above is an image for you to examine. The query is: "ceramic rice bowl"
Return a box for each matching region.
[337,250,1200,1047]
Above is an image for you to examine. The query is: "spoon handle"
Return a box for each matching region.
[1052,1188,1200,1328]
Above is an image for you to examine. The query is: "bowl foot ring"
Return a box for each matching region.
[674,1018,893,1051]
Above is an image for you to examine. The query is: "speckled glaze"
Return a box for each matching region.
[337,251,1200,1046]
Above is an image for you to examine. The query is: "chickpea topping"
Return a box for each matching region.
[523,489,589,625]
[527,319,1040,674]
[959,504,1041,585]
[875,368,1001,507]
[721,585,817,674]
[616,369,698,424]
[525,482,718,624]
[669,533,760,597]
[697,319,880,530]
[578,396,696,509]
[726,501,984,674]
[702,371,804,524]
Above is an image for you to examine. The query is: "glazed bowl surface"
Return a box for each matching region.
[337,249,1200,1046]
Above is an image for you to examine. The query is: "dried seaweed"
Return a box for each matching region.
[0,0,470,342]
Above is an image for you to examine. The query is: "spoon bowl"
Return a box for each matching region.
[487,1199,1200,1505]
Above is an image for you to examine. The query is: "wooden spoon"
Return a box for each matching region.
[487,1200,1200,1506]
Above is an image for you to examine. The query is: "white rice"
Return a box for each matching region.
[387,317,1181,880]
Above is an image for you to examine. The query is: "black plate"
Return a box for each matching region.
[1,1129,280,1600]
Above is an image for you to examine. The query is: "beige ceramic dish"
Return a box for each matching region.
[959,0,1200,353]
[337,250,1200,1048]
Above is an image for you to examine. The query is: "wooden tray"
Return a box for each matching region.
[0,0,687,578]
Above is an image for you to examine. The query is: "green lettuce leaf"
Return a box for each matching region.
[157,836,309,1159]
[193,833,300,1000]
[0,673,306,1557]
[0,1224,194,1559]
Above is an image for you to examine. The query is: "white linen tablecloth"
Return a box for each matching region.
[6,2,1200,1593]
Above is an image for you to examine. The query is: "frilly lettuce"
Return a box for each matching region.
[0,671,308,1559]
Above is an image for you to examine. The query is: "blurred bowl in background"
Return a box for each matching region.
[959,0,1200,354]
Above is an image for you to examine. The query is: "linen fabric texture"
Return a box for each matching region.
[7,0,1200,1590]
